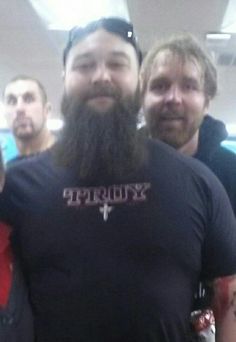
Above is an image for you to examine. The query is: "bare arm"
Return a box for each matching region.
[212,274,236,342]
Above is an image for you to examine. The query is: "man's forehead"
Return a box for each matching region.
[151,49,203,78]
[67,28,136,61]
[153,50,202,70]
[4,80,40,97]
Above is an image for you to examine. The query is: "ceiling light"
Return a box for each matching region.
[28,0,130,31]
[47,118,64,131]
[206,33,231,40]
[221,0,236,33]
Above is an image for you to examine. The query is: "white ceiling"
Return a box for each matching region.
[0,0,235,125]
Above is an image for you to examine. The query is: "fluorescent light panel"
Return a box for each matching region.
[46,118,64,131]
[28,0,130,30]
[221,0,236,33]
[206,33,231,40]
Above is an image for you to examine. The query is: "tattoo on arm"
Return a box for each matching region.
[212,275,236,322]
[230,291,236,319]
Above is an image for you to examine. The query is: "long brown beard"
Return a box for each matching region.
[54,90,146,182]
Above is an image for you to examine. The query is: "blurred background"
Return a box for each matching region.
[1,0,236,161]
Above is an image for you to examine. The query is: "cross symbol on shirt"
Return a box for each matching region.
[99,203,113,221]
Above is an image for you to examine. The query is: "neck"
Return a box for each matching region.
[16,129,55,156]
[178,130,199,156]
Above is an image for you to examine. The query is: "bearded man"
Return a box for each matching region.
[0,18,236,342]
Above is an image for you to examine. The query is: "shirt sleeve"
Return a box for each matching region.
[200,169,236,281]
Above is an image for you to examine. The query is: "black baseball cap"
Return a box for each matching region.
[63,17,142,65]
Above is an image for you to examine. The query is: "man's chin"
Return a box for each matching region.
[14,130,35,141]
[87,97,115,113]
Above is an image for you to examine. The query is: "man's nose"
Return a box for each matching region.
[164,85,182,104]
[92,64,112,84]
[15,98,26,117]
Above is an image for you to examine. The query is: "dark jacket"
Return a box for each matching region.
[139,115,236,215]
[195,115,236,215]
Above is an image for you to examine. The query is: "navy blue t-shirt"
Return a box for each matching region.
[0,139,236,342]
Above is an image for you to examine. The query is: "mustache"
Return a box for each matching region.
[82,84,120,101]
[150,108,184,120]
[14,117,33,127]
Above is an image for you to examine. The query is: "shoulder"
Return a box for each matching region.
[213,145,236,163]
[147,138,222,185]
[204,144,236,188]
[147,138,235,218]
[4,149,56,193]
[6,155,26,167]
[209,145,236,184]
[7,149,52,174]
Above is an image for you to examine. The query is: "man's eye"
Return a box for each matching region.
[183,84,193,90]
[150,81,169,93]
[108,61,126,69]
[182,82,199,92]
[6,97,16,105]
[73,63,94,71]
[24,95,34,103]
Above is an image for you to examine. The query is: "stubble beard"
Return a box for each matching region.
[146,108,204,150]
[14,119,32,140]
[13,118,44,142]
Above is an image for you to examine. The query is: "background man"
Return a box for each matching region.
[140,34,236,214]
[140,33,236,341]
[0,75,54,338]
[0,18,236,342]
[3,75,55,163]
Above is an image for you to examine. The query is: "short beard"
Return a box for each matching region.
[146,108,203,150]
[13,118,43,142]
[53,90,146,182]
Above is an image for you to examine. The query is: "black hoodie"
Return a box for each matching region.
[195,115,236,215]
[139,115,236,215]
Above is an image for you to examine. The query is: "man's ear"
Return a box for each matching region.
[45,102,52,117]
[138,74,145,101]
[62,70,65,82]
[203,96,210,116]
[139,74,144,94]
